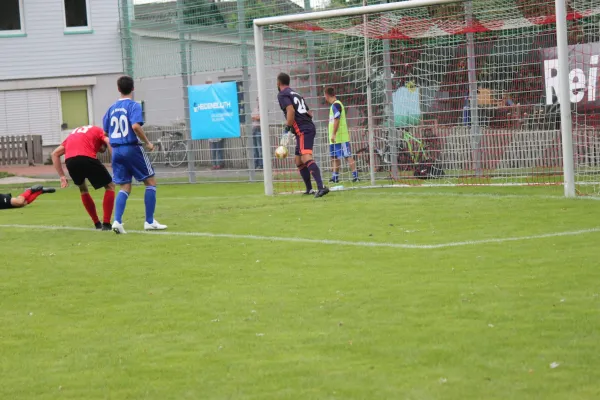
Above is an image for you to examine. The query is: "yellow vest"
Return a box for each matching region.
[329,100,349,144]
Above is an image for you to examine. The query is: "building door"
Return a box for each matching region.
[60,89,90,140]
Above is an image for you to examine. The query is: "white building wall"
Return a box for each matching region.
[0,73,122,145]
[0,0,123,146]
[0,0,122,81]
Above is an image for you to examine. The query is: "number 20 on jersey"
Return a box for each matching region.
[110,115,129,139]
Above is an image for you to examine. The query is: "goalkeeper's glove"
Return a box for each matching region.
[281,131,293,147]
[284,125,292,133]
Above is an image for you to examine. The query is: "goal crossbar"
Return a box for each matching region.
[253,0,463,27]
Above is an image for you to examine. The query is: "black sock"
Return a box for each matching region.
[306,160,324,190]
[298,164,312,191]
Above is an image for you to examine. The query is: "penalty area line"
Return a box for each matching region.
[0,224,599,250]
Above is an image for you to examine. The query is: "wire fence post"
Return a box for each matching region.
[381,9,396,180]
[237,0,256,182]
[465,0,481,177]
[363,2,376,186]
[176,0,196,183]
[303,0,322,168]
[120,0,134,78]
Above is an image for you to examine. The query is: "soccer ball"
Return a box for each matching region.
[275,146,288,159]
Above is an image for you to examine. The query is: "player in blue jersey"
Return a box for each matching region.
[276,73,329,198]
[103,76,167,234]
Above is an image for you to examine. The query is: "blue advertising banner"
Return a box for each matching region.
[188,82,241,139]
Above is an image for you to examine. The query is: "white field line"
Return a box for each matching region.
[353,191,600,201]
[39,194,266,203]
[131,190,600,201]
[37,191,600,203]
[279,184,600,200]
[0,224,599,250]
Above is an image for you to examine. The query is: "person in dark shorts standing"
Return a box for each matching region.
[0,186,55,210]
[51,125,115,230]
[276,72,329,198]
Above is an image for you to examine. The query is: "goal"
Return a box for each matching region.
[253,0,600,197]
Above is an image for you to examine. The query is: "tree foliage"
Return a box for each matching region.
[182,0,226,27]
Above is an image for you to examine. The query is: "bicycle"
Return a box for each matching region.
[354,135,392,172]
[148,128,189,168]
[355,131,411,172]
[355,129,445,179]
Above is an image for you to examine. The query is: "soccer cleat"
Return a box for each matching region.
[102,223,112,231]
[112,221,126,234]
[329,177,339,183]
[314,187,330,198]
[29,185,56,194]
[352,177,360,183]
[302,189,316,195]
[144,220,167,231]
[95,222,103,230]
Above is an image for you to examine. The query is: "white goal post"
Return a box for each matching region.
[253,0,588,197]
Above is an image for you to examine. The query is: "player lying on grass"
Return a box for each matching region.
[277,72,329,198]
[104,75,167,234]
[0,186,55,210]
[51,125,115,230]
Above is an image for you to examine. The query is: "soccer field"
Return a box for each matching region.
[1,183,599,399]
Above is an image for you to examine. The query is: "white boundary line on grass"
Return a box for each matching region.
[34,192,600,203]
[353,191,600,201]
[131,191,600,201]
[0,224,599,250]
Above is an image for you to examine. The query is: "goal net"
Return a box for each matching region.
[254,0,600,196]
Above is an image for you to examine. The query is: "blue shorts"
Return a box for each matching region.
[329,142,352,159]
[111,145,155,184]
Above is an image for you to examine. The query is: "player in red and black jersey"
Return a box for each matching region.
[51,125,115,230]
[277,73,329,198]
[0,186,55,210]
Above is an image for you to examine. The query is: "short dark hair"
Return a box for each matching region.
[325,87,335,97]
[277,72,290,86]
[117,76,135,95]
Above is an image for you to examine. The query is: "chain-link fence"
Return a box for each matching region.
[119,0,600,196]
[119,0,363,183]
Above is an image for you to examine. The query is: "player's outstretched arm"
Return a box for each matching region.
[51,145,68,188]
[103,136,113,158]
[132,123,153,152]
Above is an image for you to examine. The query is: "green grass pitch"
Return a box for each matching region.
[1,183,599,399]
